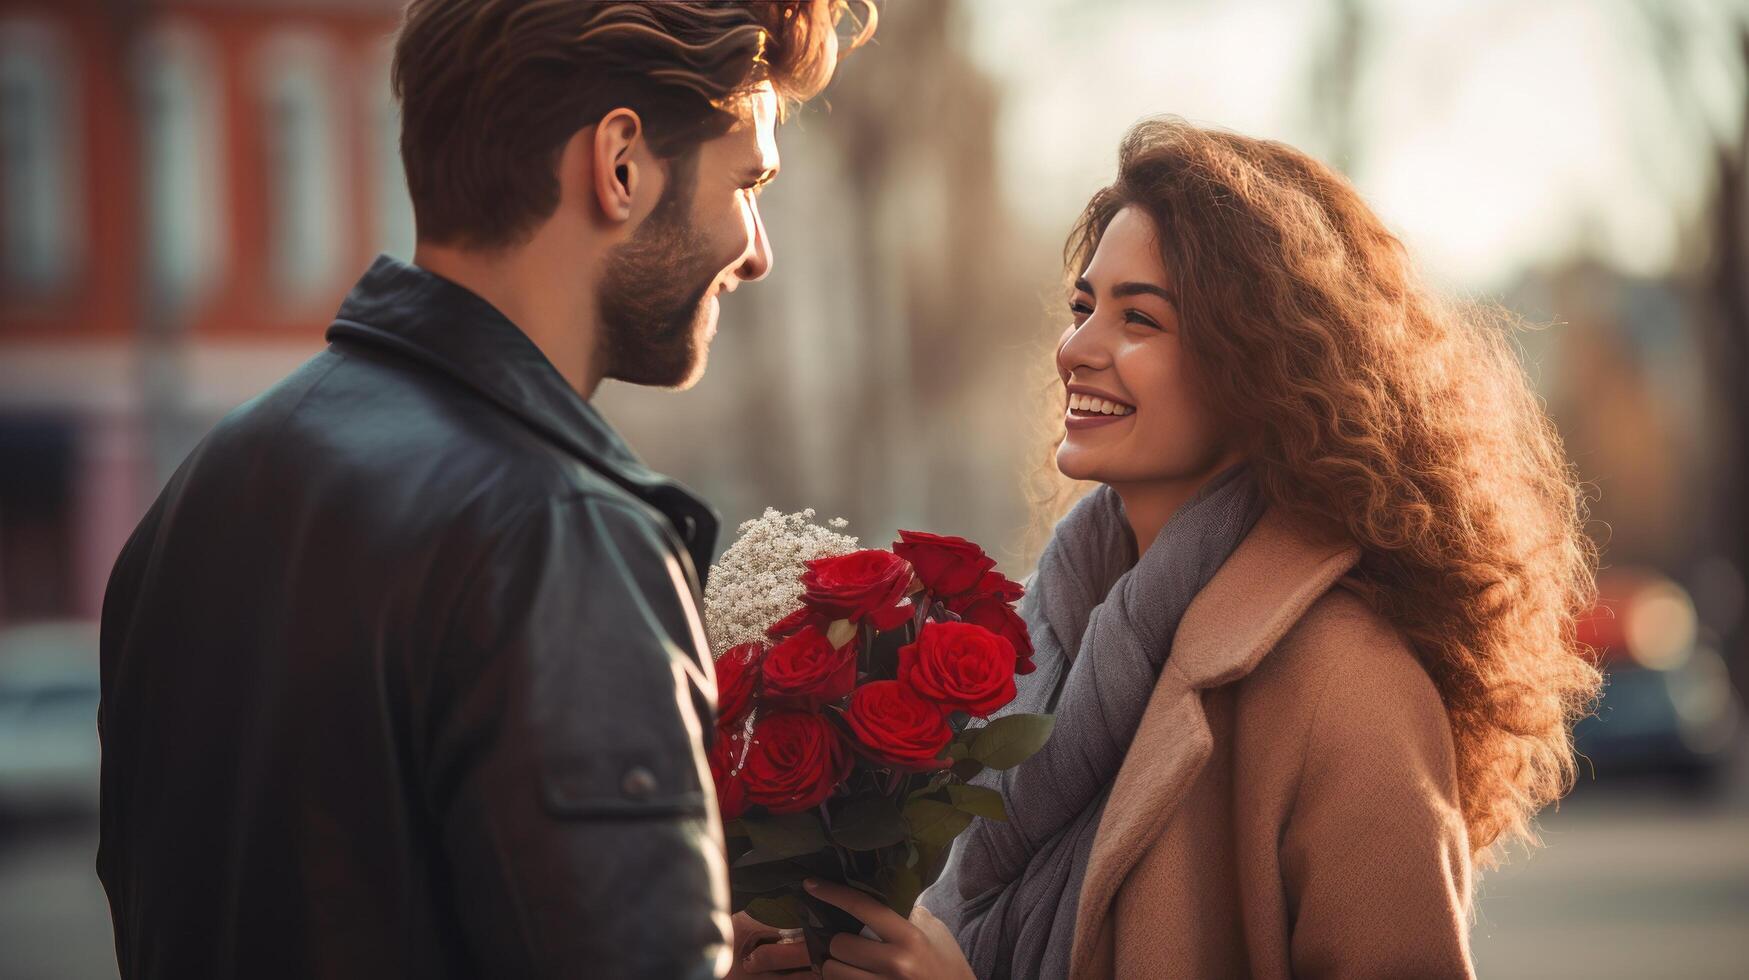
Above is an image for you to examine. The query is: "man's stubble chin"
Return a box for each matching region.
[596,205,730,388]
[644,318,713,392]
[599,291,716,389]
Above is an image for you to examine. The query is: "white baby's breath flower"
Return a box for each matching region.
[704,508,858,657]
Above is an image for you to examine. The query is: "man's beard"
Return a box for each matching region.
[598,162,724,389]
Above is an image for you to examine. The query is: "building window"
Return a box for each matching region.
[258,32,346,300]
[0,17,81,297]
[135,24,225,313]
[368,41,415,261]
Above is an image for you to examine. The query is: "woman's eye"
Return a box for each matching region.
[1125,310,1161,329]
[1069,300,1093,317]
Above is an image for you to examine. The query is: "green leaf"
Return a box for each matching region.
[968,713,1056,770]
[946,783,1008,821]
[951,757,985,782]
[740,811,829,863]
[744,894,803,929]
[907,771,953,801]
[732,848,791,869]
[916,839,954,880]
[730,859,811,892]
[881,863,924,917]
[903,798,976,849]
[829,797,909,851]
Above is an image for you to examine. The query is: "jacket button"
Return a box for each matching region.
[622,766,659,799]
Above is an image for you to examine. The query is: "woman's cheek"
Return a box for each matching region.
[1134,396,1210,478]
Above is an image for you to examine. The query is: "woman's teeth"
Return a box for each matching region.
[1067,393,1133,416]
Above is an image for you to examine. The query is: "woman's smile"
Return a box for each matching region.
[1064,385,1136,430]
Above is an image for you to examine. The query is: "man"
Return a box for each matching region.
[96,3,871,977]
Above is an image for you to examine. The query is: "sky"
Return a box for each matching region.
[964,0,1749,292]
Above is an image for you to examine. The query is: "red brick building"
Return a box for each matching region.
[0,0,409,623]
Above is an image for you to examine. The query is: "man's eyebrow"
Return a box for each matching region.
[1075,277,1177,305]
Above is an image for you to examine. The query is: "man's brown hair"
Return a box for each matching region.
[392,0,874,249]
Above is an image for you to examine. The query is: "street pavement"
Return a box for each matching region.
[1471,766,1749,979]
[3,765,1746,979]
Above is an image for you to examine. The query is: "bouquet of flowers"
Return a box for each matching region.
[703,510,1053,962]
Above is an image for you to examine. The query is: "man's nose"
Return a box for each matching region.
[733,198,773,284]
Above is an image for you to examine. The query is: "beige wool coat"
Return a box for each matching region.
[1066,507,1476,979]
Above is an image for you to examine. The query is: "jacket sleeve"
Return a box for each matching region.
[426,494,730,980]
[1281,628,1476,980]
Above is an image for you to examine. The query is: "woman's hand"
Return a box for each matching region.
[803,878,976,980]
[724,911,813,978]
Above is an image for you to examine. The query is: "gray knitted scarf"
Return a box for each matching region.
[918,464,1263,980]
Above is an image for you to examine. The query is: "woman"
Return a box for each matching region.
[739,116,1601,979]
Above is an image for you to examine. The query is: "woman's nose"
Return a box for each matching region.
[1054,323,1077,380]
[1056,315,1113,377]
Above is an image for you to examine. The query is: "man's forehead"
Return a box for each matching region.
[730,81,781,171]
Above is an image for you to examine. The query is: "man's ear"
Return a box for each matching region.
[592,108,644,225]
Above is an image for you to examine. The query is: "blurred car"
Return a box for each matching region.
[0,620,101,821]
[1573,569,1743,787]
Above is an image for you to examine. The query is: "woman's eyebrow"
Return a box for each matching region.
[1111,281,1177,304]
[1075,276,1177,305]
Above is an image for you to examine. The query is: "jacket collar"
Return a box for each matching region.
[1070,507,1360,977]
[324,255,721,580]
[1167,507,1359,689]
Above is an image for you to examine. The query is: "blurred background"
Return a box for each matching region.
[2,0,1747,976]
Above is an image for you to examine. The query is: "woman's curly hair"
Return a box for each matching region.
[1054,117,1601,861]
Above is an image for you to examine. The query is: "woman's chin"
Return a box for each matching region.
[1055,447,1104,484]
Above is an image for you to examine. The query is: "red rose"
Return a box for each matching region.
[899,621,1018,717]
[866,601,917,631]
[761,624,857,710]
[845,680,953,771]
[715,643,764,725]
[949,595,1036,675]
[963,570,1025,604]
[709,728,750,820]
[893,531,997,598]
[766,605,828,640]
[740,710,851,814]
[800,550,914,625]
[769,603,915,639]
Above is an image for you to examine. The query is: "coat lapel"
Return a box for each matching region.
[1069,507,1360,977]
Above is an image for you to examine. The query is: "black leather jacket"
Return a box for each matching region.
[98,256,729,979]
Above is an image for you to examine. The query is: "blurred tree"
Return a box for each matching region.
[1698,28,1749,685]
[1638,0,1749,684]
[1306,0,1370,172]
